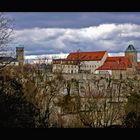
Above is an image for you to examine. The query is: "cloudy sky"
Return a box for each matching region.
[7,12,140,59]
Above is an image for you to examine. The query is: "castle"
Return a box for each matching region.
[1,44,140,79]
[52,44,140,79]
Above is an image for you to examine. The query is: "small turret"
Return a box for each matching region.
[125,44,137,73]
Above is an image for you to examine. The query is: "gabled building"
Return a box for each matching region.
[0,57,19,66]
[53,59,79,74]
[52,51,108,74]
[95,56,132,79]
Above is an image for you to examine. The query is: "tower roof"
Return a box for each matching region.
[125,44,137,53]
[16,44,24,49]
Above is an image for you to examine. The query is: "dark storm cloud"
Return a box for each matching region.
[6,12,140,58]
[7,12,140,29]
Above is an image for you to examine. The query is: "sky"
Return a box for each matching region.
[6,12,140,60]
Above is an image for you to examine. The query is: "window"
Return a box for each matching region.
[71,70,73,73]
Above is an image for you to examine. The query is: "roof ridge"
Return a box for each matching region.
[70,51,106,53]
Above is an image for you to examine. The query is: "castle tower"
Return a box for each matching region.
[16,45,24,67]
[125,44,137,73]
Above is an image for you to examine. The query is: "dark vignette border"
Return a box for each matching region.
[1,0,140,11]
[0,0,139,138]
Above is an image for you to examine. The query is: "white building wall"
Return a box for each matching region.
[62,65,79,74]
[52,64,79,74]
[52,52,108,74]
[80,52,108,73]
[80,61,101,73]
[0,61,19,66]
[95,70,112,75]
[100,52,108,66]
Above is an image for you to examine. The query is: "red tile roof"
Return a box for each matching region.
[67,51,106,61]
[96,56,132,70]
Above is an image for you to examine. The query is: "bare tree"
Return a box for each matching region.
[77,78,127,128]
[0,12,14,69]
[14,62,64,127]
[33,71,65,128]
[57,78,126,128]
[33,56,52,73]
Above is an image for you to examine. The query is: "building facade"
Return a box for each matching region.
[52,51,108,74]
[95,56,132,79]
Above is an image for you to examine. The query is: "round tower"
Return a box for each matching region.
[16,45,24,67]
[125,44,137,72]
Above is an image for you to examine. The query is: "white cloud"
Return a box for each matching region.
[13,23,140,56]
[108,52,124,57]
[25,53,68,60]
[25,53,69,64]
